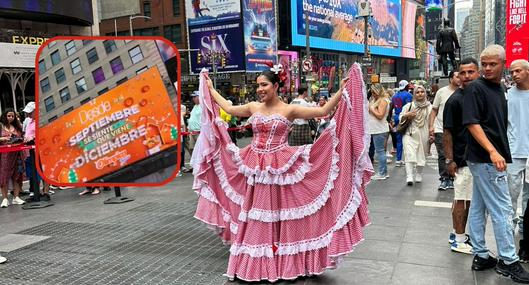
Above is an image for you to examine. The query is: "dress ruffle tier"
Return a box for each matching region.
[191,64,373,282]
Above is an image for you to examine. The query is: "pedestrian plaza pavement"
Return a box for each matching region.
[0,139,525,284]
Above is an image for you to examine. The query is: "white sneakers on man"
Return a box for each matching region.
[12,196,25,205]
[0,198,8,208]
[0,255,6,264]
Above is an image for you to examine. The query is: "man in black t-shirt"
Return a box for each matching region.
[462,45,529,282]
[443,57,480,255]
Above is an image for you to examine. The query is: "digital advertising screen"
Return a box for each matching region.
[506,0,529,67]
[37,66,179,184]
[185,0,241,27]
[290,0,402,57]
[243,0,278,72]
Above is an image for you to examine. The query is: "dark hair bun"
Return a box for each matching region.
[260,70,285,88]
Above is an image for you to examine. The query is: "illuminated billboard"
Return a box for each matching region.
[38,66,179,183]
[506,0,529,67]
[290,0,402,57]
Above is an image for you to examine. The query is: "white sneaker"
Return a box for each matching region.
[406,178,413,186]
[59,186,74,190]
[48,190,55,195]
[450,240,473,255]
[0,255,6,264]
[371,174,388,181]
[415,173,423,183]
[12,196,25,205]
[1,198,9,208]
[49,185,59,190]
[395,161,405,167]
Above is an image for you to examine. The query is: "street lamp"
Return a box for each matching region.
[129,15,152,36]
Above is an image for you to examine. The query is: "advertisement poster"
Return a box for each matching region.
[290,0,402,57]
[278,50,299,94]
[401,0,417,58]
[506,0,529,67]
[38,66,179,183]
[185,0,241,27]
[243,0,277,72]
[188,21,245,74]
[425,0,443,10]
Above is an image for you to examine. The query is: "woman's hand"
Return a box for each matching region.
[204,74,214,90]
[405,110,417,119]
[339,77,349,90]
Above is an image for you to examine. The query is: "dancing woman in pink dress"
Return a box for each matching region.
[192,64,373,282]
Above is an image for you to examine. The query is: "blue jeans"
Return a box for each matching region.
[396,132,403,161]
[508,158,529,225]
[372,132,388,176]
[468,162,518,263]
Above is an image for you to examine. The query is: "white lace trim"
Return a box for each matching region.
[211,157,244,206]
[197,185,238,234]
[226,142,313,186]
[237,120,339,223]
[229,189,363,257]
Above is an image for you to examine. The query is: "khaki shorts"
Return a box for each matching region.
[454,166,473,201]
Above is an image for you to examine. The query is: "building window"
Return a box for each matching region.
[40,77,50,93]
[70,58,82,74]
[172,0,180,16]
[64,106,74,114]
[82,40,92,46]
[110,56,124,75]
[44,96,55,112]
[75,77,88,94]
[48,115,58,123]
[164,24,182,43]
[51,50,60,65]
[92,67,105,84]
[65,40,76,56]
[48,41,57,48]
[116,77,128,85]
[59,87,71,103]
[38,60,46,75]
[133,27,159,36]
[143,1,151,17]
[86,47,99,64]
[136,66,149,74]
[54,68,66,84]
[128,46,144,64]
[80,97,91,105]
[98,88,109,96]
[103,40,117,54]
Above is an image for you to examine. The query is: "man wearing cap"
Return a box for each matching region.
[391,80,413,166]
[185,91,202,173]
[23,102,50,199]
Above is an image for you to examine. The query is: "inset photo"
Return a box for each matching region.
[35,37,180,186]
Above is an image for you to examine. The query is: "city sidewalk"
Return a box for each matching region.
[0,141,524,284]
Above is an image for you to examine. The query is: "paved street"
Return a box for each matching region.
[0,138,524,284]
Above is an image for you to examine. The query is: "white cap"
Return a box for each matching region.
[191,91,200,97]
[23,102,35,113]
[398,80,409,90]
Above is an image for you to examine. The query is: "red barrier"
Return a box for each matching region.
[0,144,35,153]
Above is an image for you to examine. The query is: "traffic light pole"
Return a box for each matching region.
[305,9,312,98]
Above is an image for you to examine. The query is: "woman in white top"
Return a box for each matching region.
[399,85,432,185]
[368,83,391,180]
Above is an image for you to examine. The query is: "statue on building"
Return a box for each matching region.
[436,19,460,76]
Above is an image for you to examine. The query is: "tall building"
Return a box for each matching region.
[37,39,175,126]
[459,0,482,59]
[455,8,470,34]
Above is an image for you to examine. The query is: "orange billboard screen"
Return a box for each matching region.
[38,66,179,183]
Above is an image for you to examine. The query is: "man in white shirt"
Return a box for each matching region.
[288,87,313,146]
[429,71,460,191]
[507,60,529,262]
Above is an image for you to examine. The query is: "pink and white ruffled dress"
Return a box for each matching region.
[192,64,373,282]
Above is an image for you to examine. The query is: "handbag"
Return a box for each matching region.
[396,104,413,135]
